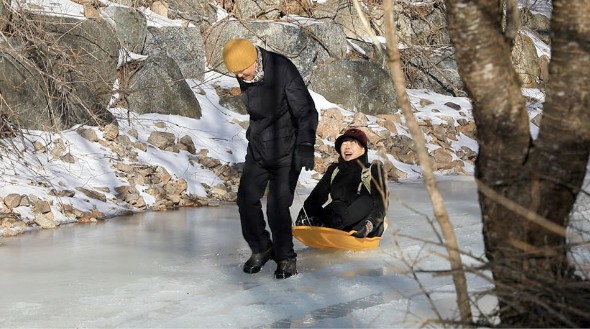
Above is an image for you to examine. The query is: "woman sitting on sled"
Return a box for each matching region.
[295,128,388,239]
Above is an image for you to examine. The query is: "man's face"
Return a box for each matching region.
[234,62,256,81]
[340,138,365,161]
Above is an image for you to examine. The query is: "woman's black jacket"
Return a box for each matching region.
[301,153,387,236]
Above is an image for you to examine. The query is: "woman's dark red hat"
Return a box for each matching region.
[335,128,368,153]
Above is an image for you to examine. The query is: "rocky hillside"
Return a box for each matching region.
[0,0,550,236]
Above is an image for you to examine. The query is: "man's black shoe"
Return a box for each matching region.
[243,248,273,274]
[274,258,297,279]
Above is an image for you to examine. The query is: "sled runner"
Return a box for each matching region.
[292,225,382,251]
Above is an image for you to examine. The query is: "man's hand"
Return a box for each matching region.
[350,220,374,238]
[295,143,315,171]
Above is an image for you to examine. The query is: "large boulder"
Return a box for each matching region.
[394,1,449,46]
[126,53,202,118]
[521,7,551,43]
[144,26,206,80]
[218,0,322,21]
[309,59,397,115]
[512,30,545,88]
[229,0,282,20]
[312,0,447,46]
[101,6,148,54]
[204,19,348,81]
[314,1,460,97]
[312,0,384,40]
[0,0,10,31]
[7,14,118,129]
[167,0,217,32]
[0,50,52,130]
[401,46,465,96]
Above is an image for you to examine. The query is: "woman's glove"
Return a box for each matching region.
[350,220,374,238]
[295,210,309,226]
[295,209,321,226]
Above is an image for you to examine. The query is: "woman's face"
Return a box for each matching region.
[234,62,257,81]
[340,138,365,161]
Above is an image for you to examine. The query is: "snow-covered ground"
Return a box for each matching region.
[0,0,552,236]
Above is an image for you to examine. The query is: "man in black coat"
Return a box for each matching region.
[222,39,318,279]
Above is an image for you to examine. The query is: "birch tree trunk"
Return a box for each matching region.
[445,0,590,326]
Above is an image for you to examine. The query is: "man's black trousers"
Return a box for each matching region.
[237,154,300,261]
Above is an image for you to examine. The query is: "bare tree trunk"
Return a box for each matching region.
[446,0,590,326]
[526,1,590,324]
[531,0,590,271]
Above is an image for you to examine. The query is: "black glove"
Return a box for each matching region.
[294,143,315,171]
[295,208,309,226]
[350,220,374,238]
[295,208,321,226]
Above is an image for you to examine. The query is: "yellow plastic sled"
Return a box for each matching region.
[292,226,382,251]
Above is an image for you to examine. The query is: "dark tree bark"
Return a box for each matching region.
[445,0,590,326]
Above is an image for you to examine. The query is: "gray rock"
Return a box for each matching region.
[0,51,53,130]
[116,134,132,148]
[127,53,202,118]
[34,213,57,229]
[148,131,176,150]
[512,31,542,88]
[75,187,107,203]
[0,0,10,31]
[77,128,99,142]
[167,0,217,32]
[102,123,120,141]
[33,15,119,128]
[309,59,397,115]
[3,194,22,210]
[521,9,550,43]
[178,135,196,154]
[101,6,148,54]
[232,0,282,20]
[394,1,449,46]
[313,0,383,40]
[347,39,387,64]
[401,46,465,96]
[144,26,206,80]
[60,153,76,164]
[31,198,51,214]
[218,94,247,115]
[205,19,348,81]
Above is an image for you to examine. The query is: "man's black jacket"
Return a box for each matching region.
[238,48,318,167]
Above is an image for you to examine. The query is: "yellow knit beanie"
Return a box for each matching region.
[222,39,257,73]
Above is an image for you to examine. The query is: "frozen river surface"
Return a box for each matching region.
[0,177,492,328]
